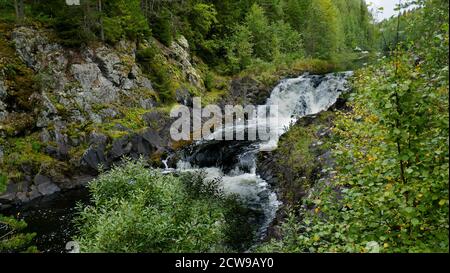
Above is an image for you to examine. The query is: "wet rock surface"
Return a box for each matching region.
[256,97,351,240]
[229,77,272,105]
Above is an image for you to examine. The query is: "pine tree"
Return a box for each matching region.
[303,0,341,59]
[245,3,275,61]
[283,0,312,32]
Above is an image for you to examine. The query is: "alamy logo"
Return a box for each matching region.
[65,0,80,5]
[65,241,80,253]
[170,98,279,142]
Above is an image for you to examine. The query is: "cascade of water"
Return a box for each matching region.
[9,72,352,253]
[178,72,352,241]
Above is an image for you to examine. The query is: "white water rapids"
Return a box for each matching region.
[171,72,353,241]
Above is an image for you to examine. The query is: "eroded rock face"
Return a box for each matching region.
[169,36,203,90]
[11,27,154,126]
[0,27,184,208]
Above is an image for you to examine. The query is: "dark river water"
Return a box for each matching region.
[2,188,91,253]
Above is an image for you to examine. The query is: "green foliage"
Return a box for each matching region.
[75,159,256,252]
[245,4,274,61]
[258,0,284,20]
[102,17,122,44]
[224,3,303,72]
[303,0,341,59]
[259,0,449,253]
[0,215,38,253]
[225,24,254,73]
[283,0,311,32]
[103,0,150,43]
[0,0,16,23]
[9,0,376,72]
[30,0,149,46]
[270,20,303,55]
[333,0,377,50]
[190,3,218,38]
[152,8,174,46]
[32,0,96,46]
[0,173,7,193]
[136,45,174,103]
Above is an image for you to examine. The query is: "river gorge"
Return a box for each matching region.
[2,72,352,252]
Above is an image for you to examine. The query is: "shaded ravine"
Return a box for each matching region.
[1,72,352,253]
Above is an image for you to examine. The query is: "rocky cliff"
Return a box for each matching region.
[0,26,204,208]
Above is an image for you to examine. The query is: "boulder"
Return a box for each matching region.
[71,63,103,91]
[89,132,108,146]
[142,128,164,149]
[131,134,153,157]
[28,185,42,201]
[230,77,271,105]
[99,108,120,120]
[11,27,155,125]
[139,98,156,110]
[0,80,6,99]
[110,136,133,160]
[175,88,193,106]
[33,174,52,185]
[80,132,109,171]
[92,46,125,86]
[81,146,107,171]
[37,182,60,196]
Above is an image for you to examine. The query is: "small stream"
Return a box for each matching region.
[2,72,352,253]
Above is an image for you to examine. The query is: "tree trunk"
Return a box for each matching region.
[14,0,25,24]
[98,0,105,41]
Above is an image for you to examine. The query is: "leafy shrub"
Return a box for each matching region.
[0,215,38,253]
[259,47,449,254]
[0,173,7,193]
[136,45,174,103]
[74,159,256,253]
[152,8,174,46]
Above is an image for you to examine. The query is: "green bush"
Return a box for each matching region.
[152,8,175,46]
[136,46,174,103]
[0,173,7,193]
[74,159,256,253]
[0,215,38,253]
[103,17,123,44]
[259,31,449,255]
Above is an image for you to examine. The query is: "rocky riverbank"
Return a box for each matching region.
[257,96,351,240]
[0,25,203,208]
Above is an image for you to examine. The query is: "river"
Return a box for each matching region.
[2,72,352,253]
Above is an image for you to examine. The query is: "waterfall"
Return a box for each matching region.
[177,72,352,242]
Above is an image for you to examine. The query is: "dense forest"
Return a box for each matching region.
[1,0,376,66]
[0,0,448,254]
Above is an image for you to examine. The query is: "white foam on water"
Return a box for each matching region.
[175,72,353,241]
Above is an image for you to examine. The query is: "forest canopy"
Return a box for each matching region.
[0,0,377,72]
